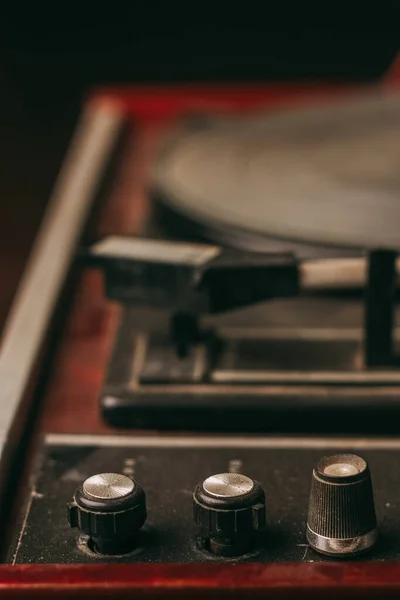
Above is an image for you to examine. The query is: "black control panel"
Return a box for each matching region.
[8,434,400,564]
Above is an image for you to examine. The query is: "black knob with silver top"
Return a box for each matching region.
[193,473,266,556]
[306,454,378,557]
[67,473,146,554]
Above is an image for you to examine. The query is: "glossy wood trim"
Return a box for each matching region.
[37,122,161,436]
[1,563,400,598]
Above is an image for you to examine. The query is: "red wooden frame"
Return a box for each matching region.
[1,563,400,599]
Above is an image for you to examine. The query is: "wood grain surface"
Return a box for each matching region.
[2,562,400,598]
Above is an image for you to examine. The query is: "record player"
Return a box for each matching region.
[83,83,400,433]
[2,65,400,597]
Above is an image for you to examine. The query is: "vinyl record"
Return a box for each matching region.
[151,91,400,258]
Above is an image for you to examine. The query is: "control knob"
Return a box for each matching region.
[67,472,146,554]
[193,472,266,556]
[306,454,378,556]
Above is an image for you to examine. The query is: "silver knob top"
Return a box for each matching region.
[203,473,254,498]
[83,473,135,500]
[323,462,359,477]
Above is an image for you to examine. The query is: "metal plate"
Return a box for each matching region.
[8,434,400,564]
[100,303,400,433]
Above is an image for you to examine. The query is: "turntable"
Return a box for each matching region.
[83,85,400,433]
[3,70,400,596]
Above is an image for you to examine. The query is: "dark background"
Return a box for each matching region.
[0,7,398,328]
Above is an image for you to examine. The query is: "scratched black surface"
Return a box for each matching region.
[7,436,400,564]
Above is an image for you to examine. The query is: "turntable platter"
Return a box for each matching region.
[151,92,400,253]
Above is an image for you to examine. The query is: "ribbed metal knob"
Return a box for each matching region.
[306,454,378,556]
[67,473,146,555]
[193,473,266,556]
